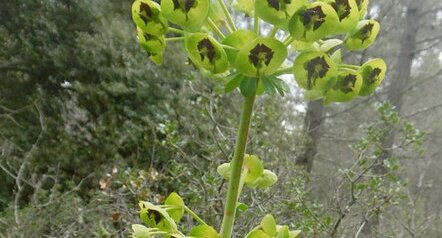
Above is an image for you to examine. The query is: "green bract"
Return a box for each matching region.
[132,0,168,36]
[355,0,369,19]
[344,19,380,50]
[293,51,337,92]
[243,154,264,183]
[289,1,340,42]
[322,0,359,32]
[358,58,387,96]
[325,69,362,103]
[185,33,229,74]
[189,225,219,238]
[247,169,278,189]
[255,0,307,28]
[137,28,166,64]
[161,0,210,30]
[222,30,258,64]
[235,37,287,77]
[164,192,185,223]
[139,201,177,232]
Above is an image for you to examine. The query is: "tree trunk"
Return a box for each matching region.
[362,0,419,234]
[296,99,324,174]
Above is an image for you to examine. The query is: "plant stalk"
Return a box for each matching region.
[219,92,256,238]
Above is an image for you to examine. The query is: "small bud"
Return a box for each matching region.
[137,28,166,64]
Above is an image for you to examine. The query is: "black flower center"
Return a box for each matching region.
[335,74,357,93]
[331,0,352,21]
[248,43,274,69]
[363,67,382,84]
[173,0,197,18]
[301,6,327,31]
[197,38,217,63]
[304,56,330,89]
[357,23,374,43]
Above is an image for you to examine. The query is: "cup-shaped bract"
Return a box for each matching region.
[243,154,264,183]
[137,28,166,64]
[322,0,359,32]
[325,69,362,102]
[185,33,229,74]
[164,193,185,223]
[222,30,258,64]
[288,2,340,42]
[247,169,278,189]
[189,225,219,238]
[344,19,379,50]
[132,0,168,36]
[358,58,386,96]
[235,37,287,77]
[355,0,369,19]
[161,0,210,30]
[293,51,337,92]
[255,0,307,28]
[139,201,177,232]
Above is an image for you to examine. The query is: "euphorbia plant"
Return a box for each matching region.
[130,0,386,237]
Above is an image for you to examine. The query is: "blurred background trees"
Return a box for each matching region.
[0,0,441,237]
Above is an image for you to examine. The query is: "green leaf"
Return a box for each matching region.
[276,225,290,238]
[164,192,185,223]
[189,225,219,238]
[225,73,244,93]
[240,77,258,97]
[261,76,278,95]
[260,214,277,236]
[273,77,290,96]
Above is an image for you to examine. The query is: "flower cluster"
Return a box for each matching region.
[132,0,386,103]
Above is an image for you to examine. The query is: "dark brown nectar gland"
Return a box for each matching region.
[355,0,365,9]
[357,23,374,43]
[139,2,154,24]
[147,209,163,224]
[331,0,351,21]
[172,0,197,19]
[248,43,274,69]
[301,6,327,31]
[267,0,291,12]
[304,56,330,89]
[365,67,381,84]
[338,74,357,93]
[197,38,217,63]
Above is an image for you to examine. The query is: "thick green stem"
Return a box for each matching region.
[219,93,256,238]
